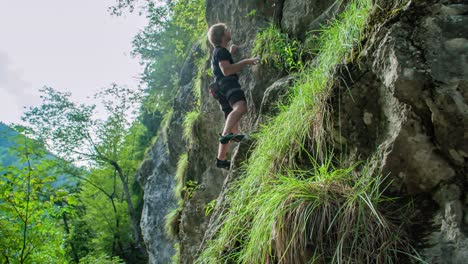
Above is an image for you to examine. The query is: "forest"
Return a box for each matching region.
[0,0,205,263]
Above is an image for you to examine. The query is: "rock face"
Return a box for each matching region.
[281,0,344,40]
[331,1,468,262]
[136,0,468,263]
[136,45,201,264]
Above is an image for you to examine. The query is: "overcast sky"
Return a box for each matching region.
[0,0,148,125]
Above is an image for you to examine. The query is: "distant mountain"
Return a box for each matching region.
[0,122,21,167]
[0,122,77,188]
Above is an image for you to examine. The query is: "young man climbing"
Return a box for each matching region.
[207,23,259,170]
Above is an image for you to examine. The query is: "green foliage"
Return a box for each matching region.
[252,25,304,72]
[131,0,207,122]
[111,0,208,149]
[166,153,190,243]
[0,141,71,263]
[204,199,217,217]
[78,254,123,264]
[77,168,131,252]
[137,107,162,149]
[183,180,200,200]
[246,9,257,18]
[22,86,96,160]
[193,77,203,106]
[22,86,148,263]
[64,217,95,262]
[183,110,202,147]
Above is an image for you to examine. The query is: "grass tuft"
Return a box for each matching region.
[252,25,304,72]
[240,163,409,263]
[199,158,412,263]
[161,109,174,143]
[165,207,181,240]
[183,110,202,147]
[175,153,189,205]
[171,243,180,264]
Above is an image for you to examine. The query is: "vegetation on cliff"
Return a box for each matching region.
[197,0,417,262]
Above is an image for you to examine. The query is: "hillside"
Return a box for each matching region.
[0,122,77,188]
[0,122,20,167]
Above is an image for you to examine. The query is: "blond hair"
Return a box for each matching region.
[207,23,227,47]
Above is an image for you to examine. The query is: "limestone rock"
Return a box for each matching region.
[332,1,468,262]
[256,75,294,125]
[281,0,345,40]
[136,44,201,264]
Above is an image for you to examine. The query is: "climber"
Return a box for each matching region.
[207,23,259,170]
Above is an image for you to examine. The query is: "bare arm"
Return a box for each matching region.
[219,58,258,76]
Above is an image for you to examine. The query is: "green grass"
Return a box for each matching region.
[171,243,180,264]
[141,108,174,157]
[175,153,189,205]
[190,31,210,107]
[193,77,202,106]
[193,49,209,106]
[165,207,181,240]
[194,0,415,263]
[252,25,304,72]
[198,158,412,263]
[182,110,202,147]
[204,199,217,216]
[167,153,189,241]
[246,9,257,18]
[236,0,374,211]
[240,162,408,263]
[161,109,174,143]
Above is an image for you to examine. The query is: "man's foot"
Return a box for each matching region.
[216,158,230,170]
[219,133,245,144]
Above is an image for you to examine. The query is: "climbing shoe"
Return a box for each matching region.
[219,133,245,144]
[216,158,230,170]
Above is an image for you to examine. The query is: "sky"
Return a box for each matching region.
[0,0,148,125]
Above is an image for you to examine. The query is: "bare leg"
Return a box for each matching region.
[222,100,247,135]
[217,101,246,160]
[217,121,241,160]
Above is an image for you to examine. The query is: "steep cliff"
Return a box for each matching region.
[137,0,467,263]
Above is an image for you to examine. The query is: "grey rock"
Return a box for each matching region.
[332,1,468,262]
[256,75,294,125]
[137,44,201,263]
[281,0,344,40]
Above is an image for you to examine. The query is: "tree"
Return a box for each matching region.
[0,133,72,263]
[22,84,147,258]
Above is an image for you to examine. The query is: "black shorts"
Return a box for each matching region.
[218,78,246,119]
